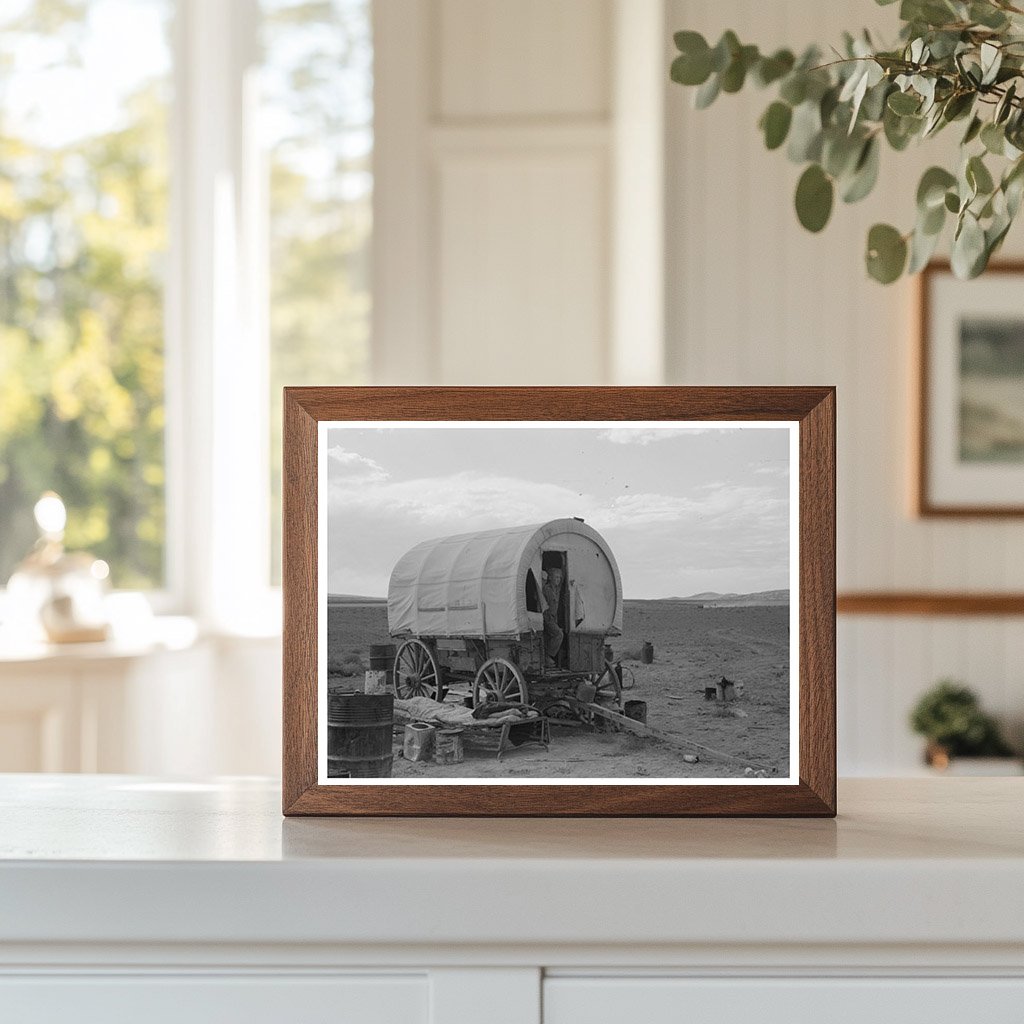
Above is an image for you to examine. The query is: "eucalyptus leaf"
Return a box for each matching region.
[917,166,957,210]
[671,49,712,87]
[795,164,834,232]
[967,154,995,195]
[942,92,974,122]
[981,121,1006,155]
[760,101,793,150]
[962,115,983,145]
[710,31,740,73]
[866,223,908,283]
[921,200,946,235]
[721,44,758,93]
[908,222,942,273]
[822,128,863,178]
[754,49,795,87]
[694,73,721,109]
[888,90,921,115]
[779,74,807,106]
[970,2,1009,29]
[980,42,1002,86]
[842,137,880,203]
[884,106,922,150]
[995,82,1017,124]
[952,212,987,278]
[787,101,823,162]
[861,79,892,122]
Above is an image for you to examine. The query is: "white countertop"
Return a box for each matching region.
[1,776,1022,952]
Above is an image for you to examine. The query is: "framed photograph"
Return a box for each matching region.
[918,261,1024,516]
[282,387,835,816]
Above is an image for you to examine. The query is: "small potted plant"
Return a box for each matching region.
[909,680,1019,773]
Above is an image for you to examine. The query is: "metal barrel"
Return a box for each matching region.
[641,641,654,664]
[368,643,396,671]
[327,693,395,777]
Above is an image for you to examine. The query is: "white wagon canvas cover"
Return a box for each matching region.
[387,518,623,639]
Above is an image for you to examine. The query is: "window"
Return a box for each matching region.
[0,0,373,618]
[262,0,372,581]
[0,0,172,589]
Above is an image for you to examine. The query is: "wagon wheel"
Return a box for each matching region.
[394,639,443,700]
[473,657,528,707]
[592,660,622,707]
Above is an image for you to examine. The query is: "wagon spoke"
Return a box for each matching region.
[395,640,440,700]
[473,657,526,707]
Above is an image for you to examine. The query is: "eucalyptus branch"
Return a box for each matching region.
[670,0,1024,283]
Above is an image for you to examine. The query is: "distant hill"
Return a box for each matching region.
[645,589,790,606]
[686,589,789,606]
[327,593,387,604]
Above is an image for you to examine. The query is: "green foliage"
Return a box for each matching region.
[0,3,168,587]
[909,680,1015,756]
[0,0,372,588]
[670,0,1024,283]
[795,164,834,231]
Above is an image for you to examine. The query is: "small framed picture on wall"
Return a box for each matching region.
[918,261,1024,516]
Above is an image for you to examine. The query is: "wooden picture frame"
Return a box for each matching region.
[917,260,1024,517]
[282,387,836,817]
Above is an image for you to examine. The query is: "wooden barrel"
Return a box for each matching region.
[368,643,396,671]
[327,693,394,777]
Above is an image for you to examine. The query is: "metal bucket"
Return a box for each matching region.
[624,700,648,724]
[433,727,464,765]
[403,722,435,762]
[327,692,394,777]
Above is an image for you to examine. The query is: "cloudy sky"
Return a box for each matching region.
[324,424,792,600]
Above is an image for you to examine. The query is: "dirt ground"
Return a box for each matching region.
[327,599,790,780]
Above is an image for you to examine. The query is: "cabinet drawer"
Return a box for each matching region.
[544,977,1024,1024]
[0,974,427,1024]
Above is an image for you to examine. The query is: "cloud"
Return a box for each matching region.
[598,427,718,445]
[326,448,792,598]
[329,468,783,536]
[327,446,389,484]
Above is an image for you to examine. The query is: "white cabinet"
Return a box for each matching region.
[544,977,1024,1024]
[1,975,428,1024]
[1,778,1022,1024]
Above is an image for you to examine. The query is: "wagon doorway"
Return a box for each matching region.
[542,550,569,667]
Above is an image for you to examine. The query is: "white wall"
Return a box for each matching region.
[143,0,1023,779]
[665,0,1024,772]
[373,0,666,386]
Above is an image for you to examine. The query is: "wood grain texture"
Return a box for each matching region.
[916,260,1024,518]
[282,387,836,817]
[838,592,1024,616]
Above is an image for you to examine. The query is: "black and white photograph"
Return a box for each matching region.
[318,421,797,784]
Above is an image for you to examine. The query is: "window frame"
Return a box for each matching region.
[165,0,279,632]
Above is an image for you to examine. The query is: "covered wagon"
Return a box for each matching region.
[387,518,623,711]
